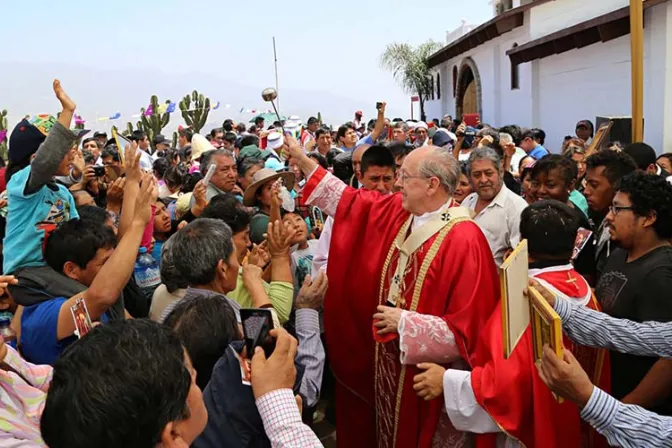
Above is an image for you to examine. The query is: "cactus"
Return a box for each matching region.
[139,95,172,150]
[317,112,322,126]
[179,90,211,133]
[0,109,8,161]
[125,122,135,137]
[172,131,178,148]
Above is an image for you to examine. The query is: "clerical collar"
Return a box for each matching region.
[411,199,453,231]
[529,259,571,270]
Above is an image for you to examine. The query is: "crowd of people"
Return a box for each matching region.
[1,79,672,448]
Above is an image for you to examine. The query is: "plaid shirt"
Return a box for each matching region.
[256,389,323,447]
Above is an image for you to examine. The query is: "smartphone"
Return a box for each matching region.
[203,163,216,187]
[376,102,383,110]
[93,165,106,177]
[240,308,275,359]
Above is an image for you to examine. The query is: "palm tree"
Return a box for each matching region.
[380,40,443,121]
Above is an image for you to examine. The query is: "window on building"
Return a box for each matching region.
[452,66,458,97]
[429,75,435,100]
[510,43,520,90]
[437,73,441,100]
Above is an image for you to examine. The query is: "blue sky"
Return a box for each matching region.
[1,0,492,127]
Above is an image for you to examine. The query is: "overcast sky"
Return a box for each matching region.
[1,0,492,130]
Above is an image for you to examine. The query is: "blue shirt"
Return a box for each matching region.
[21,297,109,365]
[529,145,549,160]
[3,166,78,274]
[152,239,165,267]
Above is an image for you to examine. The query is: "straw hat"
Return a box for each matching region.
[243,168,295,206]
[191,134,216,161]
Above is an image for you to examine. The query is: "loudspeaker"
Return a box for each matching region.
[596,116,643,145]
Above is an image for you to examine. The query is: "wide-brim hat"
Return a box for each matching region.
[243,168,295,206]
[191,134,216,160]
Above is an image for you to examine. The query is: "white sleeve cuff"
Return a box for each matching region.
[443,369,501,434]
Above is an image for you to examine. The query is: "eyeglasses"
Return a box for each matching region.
[396,171,425,183]
[609,205,635,216]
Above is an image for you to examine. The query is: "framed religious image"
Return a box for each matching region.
[529,286,564,402]
[500,240,530,358]
[585,121,613,156]
[111,127,129,166]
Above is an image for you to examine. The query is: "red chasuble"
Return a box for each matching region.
[471,266,611,448]
[303,169,501,448]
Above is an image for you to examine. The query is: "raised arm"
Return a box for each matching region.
[26,80,77,195]
[56,175,155,340]
[118,142,142,239]
[368,103,387,142]
[285,136,346,217]
[532,279,672,358]
[265,220,296,323]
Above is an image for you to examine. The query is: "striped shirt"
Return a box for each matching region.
[556,297,672,446]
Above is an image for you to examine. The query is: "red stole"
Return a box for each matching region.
[471,266,611,448]
[306,168,500,448]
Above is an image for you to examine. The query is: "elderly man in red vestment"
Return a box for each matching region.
[414,200,610,448]
[286,137,500,448]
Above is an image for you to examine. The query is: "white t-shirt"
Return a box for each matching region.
[291,240,318,292]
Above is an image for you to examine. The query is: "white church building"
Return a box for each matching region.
[424,0,672,153]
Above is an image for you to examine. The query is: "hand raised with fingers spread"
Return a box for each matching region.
[124,142,142,183]
[250,327,298,399]
[266,220,297,258]
[53,79,76,112]
[296,272,329,310]
[106,177,126,207]
[413,363,446,400]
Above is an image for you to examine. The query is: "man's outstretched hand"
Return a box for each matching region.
[536,345,594,407]
[250,328,298,400]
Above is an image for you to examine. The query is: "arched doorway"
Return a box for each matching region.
[455,57,482,120]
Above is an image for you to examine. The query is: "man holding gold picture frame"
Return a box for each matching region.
[414,200,610,448]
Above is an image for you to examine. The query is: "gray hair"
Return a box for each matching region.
[160,236,189,293]
[200,149,234,176]
[467,147,503,177]
[418,147,460,195]
[393,121,410,133]
[169,218,234,286]
[499,133,514,146]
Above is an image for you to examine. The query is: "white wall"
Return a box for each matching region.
[530,0,629,40]
[535,4,668,152]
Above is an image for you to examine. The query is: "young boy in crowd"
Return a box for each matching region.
[282,212,318,293]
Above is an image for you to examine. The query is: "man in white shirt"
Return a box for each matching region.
[312,145,396,276]
[461,147,528,265]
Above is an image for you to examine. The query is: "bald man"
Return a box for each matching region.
[288,139,499,448]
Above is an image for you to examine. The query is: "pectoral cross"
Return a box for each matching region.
[565,272,580,293]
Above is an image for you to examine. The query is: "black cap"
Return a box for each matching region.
[154,134,170,145]
[94,131,107,138]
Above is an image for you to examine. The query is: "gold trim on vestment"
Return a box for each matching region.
[374,216,468,448]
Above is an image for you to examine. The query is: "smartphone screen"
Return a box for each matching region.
[240,308,275,358]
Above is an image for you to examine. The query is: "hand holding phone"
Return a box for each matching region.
[241,308,276,359]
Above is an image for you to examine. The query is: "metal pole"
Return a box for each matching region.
[273,37,280,117]
[630,0,644,142]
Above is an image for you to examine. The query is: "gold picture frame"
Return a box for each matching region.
[500,240,530,359]
[529,286,564,403]
[585,121,613,157]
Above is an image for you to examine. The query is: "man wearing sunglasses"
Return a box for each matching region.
[595,171,672,419]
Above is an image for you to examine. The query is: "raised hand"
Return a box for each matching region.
[124,142,142,183]
[133,173,157,225]
[241,261,264,289]
[296,272,328,310]
[53,79,76,112]
[191,180,208,216]
[266,220,297,258]
[106,177,126,208]
[248,241,271,268]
